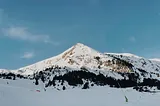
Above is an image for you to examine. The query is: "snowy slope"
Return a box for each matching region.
[105,53,141,58]
[0,69,10,74]
[1,43,160,88]
[12,43,160,81]
[0,43,159,81]
[105,53,160,80]
[150,58,160,64]
[15,43,114,75]
[0,79,160,106]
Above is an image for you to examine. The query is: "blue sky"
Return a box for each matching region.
[0,0,160,69]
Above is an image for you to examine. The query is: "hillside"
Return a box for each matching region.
[0,43,160,92]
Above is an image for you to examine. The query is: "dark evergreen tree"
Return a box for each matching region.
[91,83,94,86]
[62,86,66,90]
[98,65,101,69]
[35,79,39,85]
[13,75,16,80]
[82,82,89,89]
[95,56,100,61]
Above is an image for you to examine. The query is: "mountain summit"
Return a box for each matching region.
[17,43,108,75]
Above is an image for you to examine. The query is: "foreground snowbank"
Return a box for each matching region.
[0,79,159,106]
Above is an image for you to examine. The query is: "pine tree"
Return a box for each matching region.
[82,82,89,89]
[35,79,39,85]
[62,86,66,90]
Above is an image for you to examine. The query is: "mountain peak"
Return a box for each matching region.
[16,43,104,75]
[72,43,88,50]
[73,43,92,51]
[61,42,100,59]
[75,43,85,46]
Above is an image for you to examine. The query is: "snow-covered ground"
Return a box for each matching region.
[0,79,159,106]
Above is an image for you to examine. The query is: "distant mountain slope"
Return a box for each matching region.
[1,43,160,80]
[13,43,139,75]
[105,53,160,80]
[14,43,160,79]
[1,43,160,92]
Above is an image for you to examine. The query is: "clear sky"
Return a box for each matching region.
[0,0,160,69]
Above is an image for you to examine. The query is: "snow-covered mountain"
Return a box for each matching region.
[16,43,110,75]
[105,52,160,80]
[1,43,160,92]
[10,43,138,74]
[12,43,160,79]
[1,43,160,106]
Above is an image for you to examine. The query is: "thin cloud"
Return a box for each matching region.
[21,52,35,59]
[2,26,59,45]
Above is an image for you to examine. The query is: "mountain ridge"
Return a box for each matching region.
[1,43,160,92]
[1,43,160,76]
